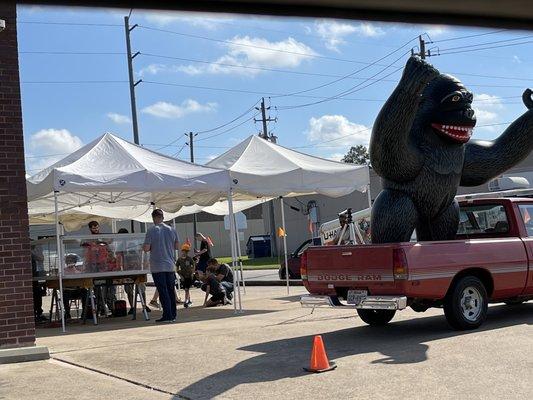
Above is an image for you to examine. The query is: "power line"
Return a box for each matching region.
[25,153,69,159]
[196,113,260,142]
[140,52,401,81]
[21,80,128,84]
[19,51,125,55]
[272,36,418,98]
[438,39,533,56]
[137,24,397,65]
[429,29,508,43]
[196,101,259,134]
[19,49,533,84]
[171,142,188,158]
[277,51,409,110]
[438,34,533,52]
[19,78,526,93]
[153,136,186,151]
[18,21,122,27]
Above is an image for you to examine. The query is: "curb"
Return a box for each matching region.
[0,345,50,365]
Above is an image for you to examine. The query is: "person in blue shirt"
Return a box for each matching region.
[143,209,180,323]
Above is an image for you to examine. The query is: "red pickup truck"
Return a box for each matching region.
[300,197,533,330]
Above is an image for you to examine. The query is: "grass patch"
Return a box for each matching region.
[217,256,280,270]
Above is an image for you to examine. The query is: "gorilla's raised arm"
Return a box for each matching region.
[370,57,439,182]
[460,89,533,187]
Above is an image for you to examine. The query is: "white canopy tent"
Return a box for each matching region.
[27,133,232,212]
[26,133,245,330]
[207,135,371,292]
[28,197,270,231]
[207,135,369,199]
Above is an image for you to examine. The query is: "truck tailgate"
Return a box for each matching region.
[303,244,401,296]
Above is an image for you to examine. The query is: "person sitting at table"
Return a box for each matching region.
[62,253,88,320]
[116,228,150,315]
[31,241,48,323]
[83,221,116,317]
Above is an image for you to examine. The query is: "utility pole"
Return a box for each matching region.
[124,13,143,232]
[255,97,278,256]
[255,97,277,143]
[124,15,142,144]
[186,132,199,241]
[411,35,432,59]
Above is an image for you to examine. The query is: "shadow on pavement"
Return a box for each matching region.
[36,307,276,338]
[272,295,303,303]
[178,303,533,399]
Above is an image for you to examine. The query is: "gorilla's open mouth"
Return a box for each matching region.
[431,123,474,143]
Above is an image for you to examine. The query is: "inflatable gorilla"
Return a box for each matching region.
[370,56,533,243]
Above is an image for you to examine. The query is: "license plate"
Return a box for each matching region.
[347,289,367,305]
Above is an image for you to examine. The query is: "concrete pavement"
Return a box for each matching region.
[1,286,532,399]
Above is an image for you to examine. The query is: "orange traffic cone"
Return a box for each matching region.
[303,335,337,373]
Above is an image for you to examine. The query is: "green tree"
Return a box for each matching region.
[341,145,370,165]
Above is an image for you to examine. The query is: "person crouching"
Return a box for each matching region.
[202,265,230,307]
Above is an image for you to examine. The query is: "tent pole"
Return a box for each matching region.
[173,219,181,295]
[233,213,246,294]
[367,184,372,208]
[54,191,66,333]
[280,197,290,295]
[227,189,242,313]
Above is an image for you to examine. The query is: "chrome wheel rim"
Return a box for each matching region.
[460,286,483,322]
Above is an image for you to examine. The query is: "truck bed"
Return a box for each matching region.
[302,237,529,301]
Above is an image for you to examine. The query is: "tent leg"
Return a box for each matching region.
[54,191,66,333]
[172,219,182,297]
[227,189,242,313]
[280,197,290,295]
[233,214,246,295]
[367,184,372,208]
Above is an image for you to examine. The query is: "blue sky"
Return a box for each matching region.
[17,5,533,175]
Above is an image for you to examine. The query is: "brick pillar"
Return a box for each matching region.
[0,4,36,348]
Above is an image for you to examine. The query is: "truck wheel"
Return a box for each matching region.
[357,309,396,326]
[444,276,488,330]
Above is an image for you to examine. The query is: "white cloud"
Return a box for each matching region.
[328,153,346,162]
[314,19,385,51]
[107,112,131,124]
[138,10,234,29]
[176,36,317,76]
[142,100,217,119]
[472,94,504,132]
[26,128,83,173]
[306,115,372,147]
[138,64,167,76]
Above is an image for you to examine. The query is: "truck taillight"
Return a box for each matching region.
[393,248,408,280]
[300,251,308,280]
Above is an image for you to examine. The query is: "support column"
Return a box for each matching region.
[0,4,49,361]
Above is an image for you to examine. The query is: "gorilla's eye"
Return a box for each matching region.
[451,95,461,102]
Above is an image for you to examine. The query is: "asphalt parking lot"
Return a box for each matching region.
[1,286,532,400]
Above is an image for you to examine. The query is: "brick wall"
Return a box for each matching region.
[0,4,36,348]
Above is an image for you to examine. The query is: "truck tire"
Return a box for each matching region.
[444,276,488,330]
[357,309,396,326]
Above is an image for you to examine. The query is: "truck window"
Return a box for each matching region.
[518,204,533,236]
[457,204,509,235]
